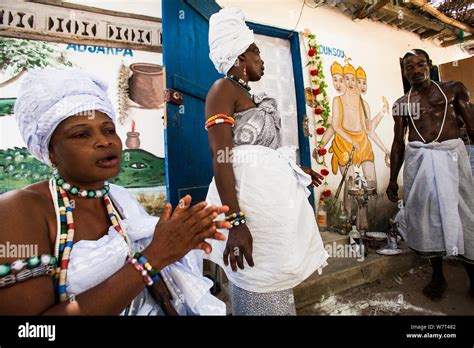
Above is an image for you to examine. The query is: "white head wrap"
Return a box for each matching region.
[14,67,116,166]
[209,8,255,75]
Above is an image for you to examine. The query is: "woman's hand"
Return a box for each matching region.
[300,166,324,187]
[145,195,230,270]
[223,223,254,272]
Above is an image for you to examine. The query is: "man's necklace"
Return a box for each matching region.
[407,80,448,143]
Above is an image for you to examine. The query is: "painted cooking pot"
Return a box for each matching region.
[128,63,164,108]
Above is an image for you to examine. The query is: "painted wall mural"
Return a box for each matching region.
[321,58,390,182]
[324,58,391,231]
[0,38,73,117]
[307,58,390,185]
[303,31,393,231]
[0,38,166,215]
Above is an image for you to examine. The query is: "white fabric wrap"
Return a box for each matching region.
[209,8,255,75]
[14,68,116,166]
[395,139,474,261]
[205,144,329,293]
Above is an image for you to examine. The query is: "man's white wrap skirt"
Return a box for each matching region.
[395,139,474,262]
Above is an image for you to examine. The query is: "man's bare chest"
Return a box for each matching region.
[407,85,454,118]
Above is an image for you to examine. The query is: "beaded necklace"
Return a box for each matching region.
[54,178,132,302]
[225,75,251,96]
[54,172,110,198]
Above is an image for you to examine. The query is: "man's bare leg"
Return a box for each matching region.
[463,262,474,298]
[423,257,447,301]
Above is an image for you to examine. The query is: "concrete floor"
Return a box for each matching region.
[298,259,474,315]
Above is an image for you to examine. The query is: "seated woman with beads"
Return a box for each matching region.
[0,68,229,315]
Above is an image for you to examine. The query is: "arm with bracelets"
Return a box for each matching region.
[205,79,255,273]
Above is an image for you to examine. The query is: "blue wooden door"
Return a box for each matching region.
[162,0,313,207]
[162,0,222,206]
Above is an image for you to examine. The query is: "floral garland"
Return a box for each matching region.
[302,29,332,198]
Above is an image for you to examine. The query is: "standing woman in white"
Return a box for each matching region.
[204,8,329,315]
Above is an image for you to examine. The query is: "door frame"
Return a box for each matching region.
[162,0,222,206]
[247,22,315,208]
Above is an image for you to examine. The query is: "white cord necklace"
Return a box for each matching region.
[50,178,61,259]
[407,80,448,143]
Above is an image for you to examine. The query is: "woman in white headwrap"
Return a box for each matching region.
[0,68,229,315]
[205,8,329,315]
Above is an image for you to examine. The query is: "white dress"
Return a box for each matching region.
[204,93,329,293]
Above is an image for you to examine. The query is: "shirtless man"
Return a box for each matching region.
[387,49,474,301]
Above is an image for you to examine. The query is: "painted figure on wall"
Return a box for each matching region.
[355,66,391,166]
[314,58,391,210]
[329,61,376,210]
[311,61,344,159]
[356,66,367,95]
[332,61,346,95]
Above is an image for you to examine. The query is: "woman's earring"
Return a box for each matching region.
[51,162,58,175]
[243,66,247,76]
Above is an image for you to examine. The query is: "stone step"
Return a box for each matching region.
[212,234,420,315]
[213,231,350,315]
[294,242,423,310]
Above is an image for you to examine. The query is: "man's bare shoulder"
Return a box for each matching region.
[394,94,408,106]
[393,94,409,115]
[439,80,463,89]
[444,80,469,96]
[391,94,410,121]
